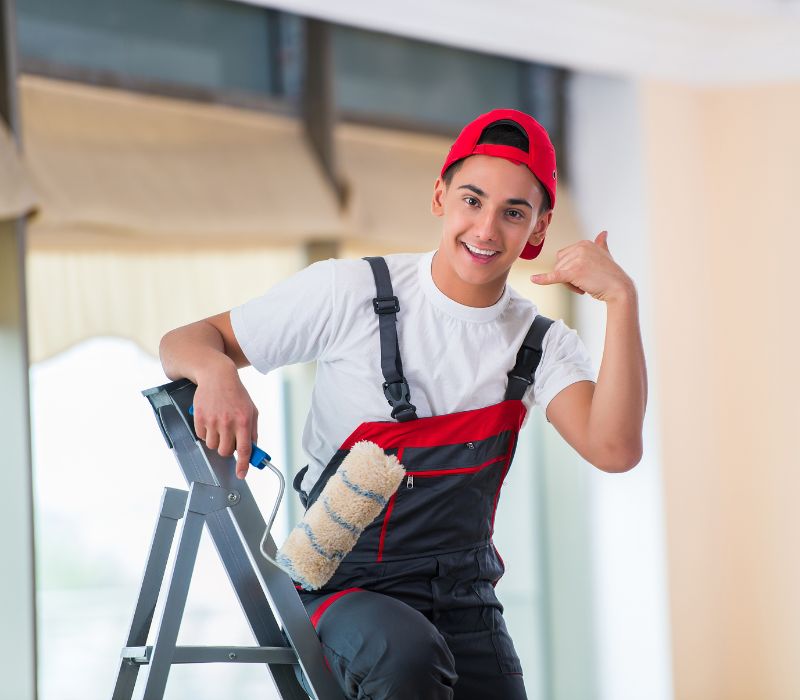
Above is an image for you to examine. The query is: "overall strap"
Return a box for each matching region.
[363,257,418,422]
[505,315,555,401]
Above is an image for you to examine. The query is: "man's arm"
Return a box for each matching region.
[531,231,647,473]
[159,311,259,479]
[160,311,250,380]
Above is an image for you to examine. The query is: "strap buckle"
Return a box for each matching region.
[373,296,400,315]
[507,347,542,386]
[383,379,417,422]
[507,372,534,386]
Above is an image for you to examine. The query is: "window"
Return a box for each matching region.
[16,0,301,100]
[32,337,289,699]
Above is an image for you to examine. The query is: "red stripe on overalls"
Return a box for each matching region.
[406,454,507,478]
[340,399,526,451]
[377,447,404,562]
[309,587,364,630]
[489,432,517,586]
[490,432,517,535]
[337,394,526,564]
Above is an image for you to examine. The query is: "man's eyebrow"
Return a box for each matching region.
[458,184,533,210]
[506,198,533,210]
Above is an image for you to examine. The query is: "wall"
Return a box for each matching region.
[643,81,800,699]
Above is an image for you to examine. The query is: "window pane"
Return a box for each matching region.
[32,337,289,699]
[333,25,528,129]
[16,0,290,96]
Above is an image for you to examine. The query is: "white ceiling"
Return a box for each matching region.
[237,0,800,84]
[581,0,800,21]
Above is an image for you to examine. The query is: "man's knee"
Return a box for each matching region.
[358,623,457,698]
[306,590,458,698]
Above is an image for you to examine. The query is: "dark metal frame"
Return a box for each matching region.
[301,18,346,205]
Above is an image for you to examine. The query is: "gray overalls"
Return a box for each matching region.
[292,257,552,699]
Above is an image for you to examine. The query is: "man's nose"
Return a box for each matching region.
[473,208,499,241]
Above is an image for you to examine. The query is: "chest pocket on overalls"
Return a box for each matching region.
[377,430,515,558]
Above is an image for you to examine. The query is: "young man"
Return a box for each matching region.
[160,108,647,699]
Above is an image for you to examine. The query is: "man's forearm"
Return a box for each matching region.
[587,285,648,471]
[159,321,238,384]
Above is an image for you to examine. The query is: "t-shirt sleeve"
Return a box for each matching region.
[229,259,335,374]
[530,318,596,415]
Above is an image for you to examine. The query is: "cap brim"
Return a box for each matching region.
[519,240,544,260]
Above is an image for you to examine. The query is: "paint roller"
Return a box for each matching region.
[188,406,405,590]
[273,440,406,590]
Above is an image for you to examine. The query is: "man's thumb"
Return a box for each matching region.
[530,272,554,285]
[595,230,610,251]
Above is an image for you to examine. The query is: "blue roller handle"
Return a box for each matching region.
[188,405,271,469]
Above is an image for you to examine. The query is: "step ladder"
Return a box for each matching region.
[111,379,344,700]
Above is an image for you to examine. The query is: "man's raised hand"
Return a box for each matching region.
[530,231,634,304]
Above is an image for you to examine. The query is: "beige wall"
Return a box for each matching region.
[643,81,800,700]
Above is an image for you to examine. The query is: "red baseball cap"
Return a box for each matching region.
[440,109,557,260]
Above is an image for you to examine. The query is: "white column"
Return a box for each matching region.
[1,0,37,696]
[567,72,673,700]
[0,219,37,700]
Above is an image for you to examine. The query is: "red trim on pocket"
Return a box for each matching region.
[489,435,517,587]
[340,400,526,451]
[376,492,396,563]
[490,434,517,535]
[407,454,507,478]
[376,450,515,561]
[376,447,404,562]
[310,587,363,629]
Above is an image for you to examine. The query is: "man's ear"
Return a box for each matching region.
[431,177,446,218]
[528,209,553,247]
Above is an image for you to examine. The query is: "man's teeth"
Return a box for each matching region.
[464,243,498,257]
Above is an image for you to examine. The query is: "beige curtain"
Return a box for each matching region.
[19,75,585,362]
[19,76,339,361]
[25,246,306,362]
[20,75,343,250]
[0,119,38,221]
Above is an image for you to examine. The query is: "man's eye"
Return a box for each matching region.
[507,209,523,220]
[464,196,479,207]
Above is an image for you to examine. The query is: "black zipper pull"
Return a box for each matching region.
[406,474,414,489]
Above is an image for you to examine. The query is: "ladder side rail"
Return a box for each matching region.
[146,381,345,700]
[112,488,188,700]
[160,404,311,699]
[137,483,209,700]
[221,469,342,700]
[164,384,344,700]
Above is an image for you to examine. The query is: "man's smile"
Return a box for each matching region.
[462,241,500,261]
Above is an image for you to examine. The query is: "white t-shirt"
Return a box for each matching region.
[231,250,596,495]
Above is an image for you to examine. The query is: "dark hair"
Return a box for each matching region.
[442,121,552,214]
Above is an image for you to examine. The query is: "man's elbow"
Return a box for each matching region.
[590,440,643,473]
[159,328,182,380]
